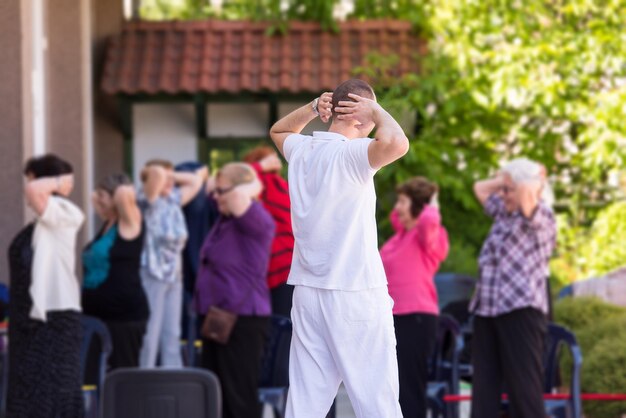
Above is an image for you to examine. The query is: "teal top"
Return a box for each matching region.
[82,225,118,289]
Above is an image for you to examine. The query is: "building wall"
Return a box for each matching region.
[47,0,94,241]
[207,103,269,137]
[0,0,29,283]
[133,104,198,180]
[92,0,125,183]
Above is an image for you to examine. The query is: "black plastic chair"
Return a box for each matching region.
[100,368,221,418]
[543,324,583,418]
[435,273,476,314]
[79,315,112,418]
[427,314,463,418]
[0,329,8,418]
[258,315,292,418]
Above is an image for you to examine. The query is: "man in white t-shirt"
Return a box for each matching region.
[270,79,409,418]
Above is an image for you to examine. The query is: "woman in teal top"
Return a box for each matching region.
[82,173,148,375]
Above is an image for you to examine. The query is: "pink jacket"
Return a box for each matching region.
[380,205,449,315]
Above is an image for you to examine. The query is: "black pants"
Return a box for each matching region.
[270,283,294,318]
[84,319,146,385]
[471,308,547,418]
[202,316,269,418]
[106,320,146,369]
[394,313,438,418]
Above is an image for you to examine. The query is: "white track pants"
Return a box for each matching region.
[139,275,183,368]
[286,285,403,418]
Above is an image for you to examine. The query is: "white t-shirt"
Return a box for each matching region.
[30,196,84,321]
[284,131,387,291]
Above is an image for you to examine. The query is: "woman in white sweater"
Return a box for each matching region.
[7,154,85,418]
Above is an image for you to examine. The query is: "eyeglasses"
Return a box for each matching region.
[214,185,237,196]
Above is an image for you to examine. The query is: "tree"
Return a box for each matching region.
[360,0,626,275]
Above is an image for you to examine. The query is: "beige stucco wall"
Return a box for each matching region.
[47,0,93,238]
[0,1,29,283]
[92,0,125,183]
[0,0,114,284]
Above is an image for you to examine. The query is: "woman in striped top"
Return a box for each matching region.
[244,146,295,317]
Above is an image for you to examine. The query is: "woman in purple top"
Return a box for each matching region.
[195,162,275,418]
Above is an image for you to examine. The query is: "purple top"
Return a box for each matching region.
[195,201,275,316]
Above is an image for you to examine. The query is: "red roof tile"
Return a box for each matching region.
[101,19,425,95]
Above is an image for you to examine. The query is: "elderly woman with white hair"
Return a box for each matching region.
[470,158,557,418]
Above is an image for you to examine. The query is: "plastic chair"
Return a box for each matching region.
[79,315,112,417]
[427,314,464,418]
[258,315,292,418]
[435,273,476,313]
[557,285,573,299]
[0,329,8,418]
[543,324,583,418]
[100,368,221,418]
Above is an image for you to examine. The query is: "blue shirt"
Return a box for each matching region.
[137,187,188,282]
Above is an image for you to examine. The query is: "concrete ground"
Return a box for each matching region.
[263,384,472,418]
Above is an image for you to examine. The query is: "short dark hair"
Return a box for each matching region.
[23,154,73,179]
[97,173,132,195]
[331,79,375,119]
[396,176,438,218]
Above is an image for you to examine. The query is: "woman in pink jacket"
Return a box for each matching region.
[380,177,449,418]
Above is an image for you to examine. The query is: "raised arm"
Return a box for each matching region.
[175,166,207,206]
[25,174,74,215]
[142,166,168,204]
[270,92,333,156]
[113,185,142,240]
[473,175,504,206]
[228,179,263,218]
[516,180,543,219]
[335,94,409,169]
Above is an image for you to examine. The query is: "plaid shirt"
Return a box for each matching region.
[469,194,556,317]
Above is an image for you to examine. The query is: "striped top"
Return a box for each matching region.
[250,163,295,289]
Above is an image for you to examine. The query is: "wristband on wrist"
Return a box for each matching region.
[312,97,320,116]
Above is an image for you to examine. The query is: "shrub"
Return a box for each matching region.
[554,297,626,418]
[553,296,626,335]
[582,332,626,418]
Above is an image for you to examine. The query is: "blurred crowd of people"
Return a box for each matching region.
[6,81,555,418]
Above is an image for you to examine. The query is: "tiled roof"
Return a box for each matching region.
[101,20,425,95]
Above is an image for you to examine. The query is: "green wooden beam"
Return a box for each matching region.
[194,94,209,166]
[119,97,134,177]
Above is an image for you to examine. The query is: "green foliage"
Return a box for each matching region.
[554,297,626,418]
[552,202,626,286]
[554,296,626,334]
[140,0,341,31]
[364,0,626,276]
[582,332,626,418]
[439,240,479,276]
[579,202,626,277]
